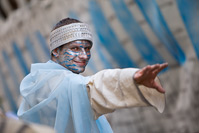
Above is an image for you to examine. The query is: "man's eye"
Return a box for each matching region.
[85,47,91,52]
[71,47,79,51]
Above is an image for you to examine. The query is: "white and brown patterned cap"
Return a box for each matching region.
[49,23,93,53]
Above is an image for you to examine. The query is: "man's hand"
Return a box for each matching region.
[133,63,168,93]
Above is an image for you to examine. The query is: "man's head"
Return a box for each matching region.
[50,18,93,74]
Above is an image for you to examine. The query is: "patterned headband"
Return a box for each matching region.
[50,23,93,52]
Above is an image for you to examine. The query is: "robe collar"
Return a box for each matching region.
[30,60,71,73]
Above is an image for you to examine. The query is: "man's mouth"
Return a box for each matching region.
[73,61,87,67]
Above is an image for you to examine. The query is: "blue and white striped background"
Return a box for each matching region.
[0,0,198,113]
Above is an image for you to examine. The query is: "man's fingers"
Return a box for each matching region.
[142,65,155,74]
[134,63,168,84]
[154,83,165,93]
[146,63,168,74]
[149,64,160,73]
[153,63,168,75]
[160,62,168,68]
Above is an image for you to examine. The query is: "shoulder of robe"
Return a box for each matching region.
[64,73,89,84]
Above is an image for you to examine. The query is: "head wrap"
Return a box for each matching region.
[50,23,93,52]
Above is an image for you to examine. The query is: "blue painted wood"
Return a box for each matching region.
[176,0,199,59]
[135,0,186,64]
[0,67,18,113]
[35,31,50,59]
[2,50,20,94]
[89,0,137,68]
[110,0,165,65]
[25,36,40,63]
[12,42,29,75]
[95,42,113,69]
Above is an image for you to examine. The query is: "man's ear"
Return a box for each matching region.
[52,48,59,57]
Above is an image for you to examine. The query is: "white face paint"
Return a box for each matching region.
[56,40,92,73]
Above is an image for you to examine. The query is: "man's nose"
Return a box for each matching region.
[78,49,88,59]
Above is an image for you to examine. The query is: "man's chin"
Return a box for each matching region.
[73,67,85,74]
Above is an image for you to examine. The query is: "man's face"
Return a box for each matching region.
[56,40,92,73]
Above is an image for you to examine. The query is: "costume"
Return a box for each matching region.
[17,60,165,133]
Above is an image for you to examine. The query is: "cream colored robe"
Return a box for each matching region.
[87,68,165,119]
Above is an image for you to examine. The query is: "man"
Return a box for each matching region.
[18,18,168,133]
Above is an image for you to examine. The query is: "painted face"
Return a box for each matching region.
[56,40,92,73]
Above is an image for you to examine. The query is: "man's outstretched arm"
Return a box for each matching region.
[87,63,168,119]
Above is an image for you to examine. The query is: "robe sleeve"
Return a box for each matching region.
[86,68,165,119]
